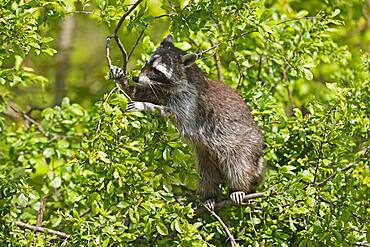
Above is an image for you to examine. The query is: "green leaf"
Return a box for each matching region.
[43,148,54,158]
[61,97,70,108]
[14,55,23,70]
[50,176,62,188]
[70,104,84,116]
[102,238,110,247]
[118,94,128,110]
[12,75,22,86]
[302,67,313,80]
[173,219,182,233]
[11,1,18,10]
[98,151,110,163]
[251,217,261,225]
[156,222,168,236]
[57,140,70,149]
[43,48,57,56]
[301,170,314,183]
[17,193,28,207]
[332,9,341,18]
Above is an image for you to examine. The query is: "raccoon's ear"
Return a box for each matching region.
[160,35,174,46]
[181,53,198,67]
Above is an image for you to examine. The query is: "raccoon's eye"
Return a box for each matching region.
[149,68,171,84]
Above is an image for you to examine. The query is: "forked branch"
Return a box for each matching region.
[106,0,143,80]
[98,0,143,133]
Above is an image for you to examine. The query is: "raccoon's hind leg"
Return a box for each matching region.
[226,157,262,205]
[195,148,223,211]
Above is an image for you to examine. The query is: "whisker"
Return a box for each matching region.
[148,81,159,99]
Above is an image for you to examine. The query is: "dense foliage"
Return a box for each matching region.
[1,0,369,246]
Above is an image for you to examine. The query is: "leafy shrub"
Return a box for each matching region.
[0,0,369,246]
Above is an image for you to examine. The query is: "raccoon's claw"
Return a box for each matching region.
[230,191,245,205]
[126,102,144,112]
[110,65,125,80]
[203,199,216,212]
[125,102,136,112]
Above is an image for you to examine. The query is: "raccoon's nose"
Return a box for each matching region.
[132,76,139,82]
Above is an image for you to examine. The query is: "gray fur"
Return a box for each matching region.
[127,35,265,201]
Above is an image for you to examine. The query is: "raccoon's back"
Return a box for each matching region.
[196,79,263,151]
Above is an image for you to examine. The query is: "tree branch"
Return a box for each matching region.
[113,0,143,35]
[128,27,147,61]
[205,206,237,247]
[111,0,143,73]
[114,35,129,74]
[15,221,71,239]
[36,197,47,226]
[54,15,75,105]
[197,192,266,215]
[210,40,223,82]
[106,0,143,78]
[314,163,355,187]
[7,104,47,136]
[197,29,258,59]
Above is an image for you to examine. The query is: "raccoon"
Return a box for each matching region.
[126,35,264,209]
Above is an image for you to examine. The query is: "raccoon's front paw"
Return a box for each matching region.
[125,102,144,112]
[110,65,125,80]
[203,199,216,212]
[230,191,245,205]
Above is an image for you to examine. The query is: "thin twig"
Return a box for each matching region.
[66,10,96,15]
[15,221,71,239]
[96,86,118,133]
[275,16,316,26]
[79,208,91,218]
[111,0,143,73]
[210,40,224,82]
[281,64,295,116]
[105,37,113,69]
[116,82,132,102]
[197,16,317,61]
[197,29,258,58]
[114,35,128,73]
[126,13,172,61]
[128,27,147,61]
[315,163,355,187]
[8,105,47,136]
[204,207,237,247]
[26,106,45,116]
[257,56,262,81]
[113,0,143,35]
[235,59,244,89]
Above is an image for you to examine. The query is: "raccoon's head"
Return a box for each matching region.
[133,35,197,90]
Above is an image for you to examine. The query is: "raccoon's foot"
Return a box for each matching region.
[203,199,216,212]
[230,191,245,205]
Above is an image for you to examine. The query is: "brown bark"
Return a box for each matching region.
[54,15,76,105]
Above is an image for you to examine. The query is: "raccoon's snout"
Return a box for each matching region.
[132,76,139,82]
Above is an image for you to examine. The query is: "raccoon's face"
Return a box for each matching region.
[133,35,197,90]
